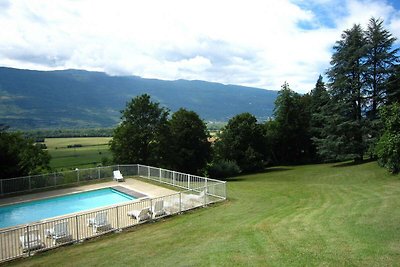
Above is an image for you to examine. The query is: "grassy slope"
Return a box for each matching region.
[45,137,112,170]
[6,162,400,266]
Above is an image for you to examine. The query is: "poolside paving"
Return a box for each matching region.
[0,177,177,206]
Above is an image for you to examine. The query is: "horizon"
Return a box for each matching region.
[0,0,400,93]
[0,65,279,92]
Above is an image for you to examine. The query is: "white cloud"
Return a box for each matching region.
[0,0,399,93]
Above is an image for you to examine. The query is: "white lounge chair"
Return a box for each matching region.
[87,211,111,233]
[127,207,151,222]
[19,229,45,252]
[113,170,124,182]
[185,190,206,202]
[152,200,167,218]
[183,190,207,209]
[45,221,73,245]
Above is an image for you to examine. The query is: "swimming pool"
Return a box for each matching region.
[0,188,135,228]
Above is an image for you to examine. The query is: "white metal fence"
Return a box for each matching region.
[0,164,226,263]
[0,166,121,196]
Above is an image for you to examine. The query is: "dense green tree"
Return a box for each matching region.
[318,24,367,162]
[214,113,266,172]
[272,82,313,163]
[364,17,399,117]
[309,75,330,161]
[364,18,399,156]
[263,119,280,164]
[375,103,400,173]
[168,108,211,175]
[310,76,329,130]
[109,94,170,166]
[387,65,400,104]
[0,129,51,179]
[207,159,241,179]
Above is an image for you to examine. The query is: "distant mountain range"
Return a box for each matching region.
[0,67,277,129]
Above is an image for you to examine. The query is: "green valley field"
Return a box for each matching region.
[6,161,400,266]
[45,137,112,170]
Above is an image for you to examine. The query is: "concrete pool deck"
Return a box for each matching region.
[0,177,177,207]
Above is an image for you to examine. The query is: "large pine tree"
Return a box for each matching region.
[319,24,367,162]
[314,18,399,163]
[364,17,399,117]
[387,65,400,104]
[364,18,399,155]
[309,75,330,161]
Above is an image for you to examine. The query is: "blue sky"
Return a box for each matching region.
[0,0,399,93]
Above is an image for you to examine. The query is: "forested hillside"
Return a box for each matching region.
[0,67,277,129]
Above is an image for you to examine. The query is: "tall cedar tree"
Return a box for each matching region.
[364,18,399,155]
[214,113,265,172]
[322,24,367,162]
[110,94,170,166]
[168,108,211,175]
[387,65,400,104]
[273,82,313,163]
[364,17,399,117]
[309,75,330,161]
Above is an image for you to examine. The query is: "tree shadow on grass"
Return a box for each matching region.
[225,177,245,182]
[258,167,292,173]
[226,167,292,182]
[332,158,376,168]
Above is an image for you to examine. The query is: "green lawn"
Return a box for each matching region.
[6,162,400,266]
[45,137,112,170]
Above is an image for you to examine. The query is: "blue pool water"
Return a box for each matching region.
[0,188,135,228]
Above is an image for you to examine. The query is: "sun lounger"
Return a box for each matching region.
[45,221,73,245]
[182,190,207,208]
[152,200,167,218]
[113,170,124,182]
[19,229,45,252]
[127,207,151,222]
[87,211,111,233]
[185,190,205,202]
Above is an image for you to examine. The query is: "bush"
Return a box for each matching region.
[207,160,241,179]
[35,143,47,149]
[376,133,400,173]
[375,103,400,174]
[101,156,112,166]
[67,144,82,148]
[0,131,51,179]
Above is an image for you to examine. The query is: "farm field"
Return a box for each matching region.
[6,161,400,266]
[45,137,112,170]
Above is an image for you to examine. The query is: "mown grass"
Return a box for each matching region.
[6,161,400,266]
[45,137,112,170]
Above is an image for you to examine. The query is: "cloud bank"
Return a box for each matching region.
[0,0,399,93]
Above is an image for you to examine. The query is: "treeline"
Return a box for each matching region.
[228,18,400,173]
[22,128,114,139]
[220,17,400,174]
[19,124,225,139]
[111,17,400,176]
